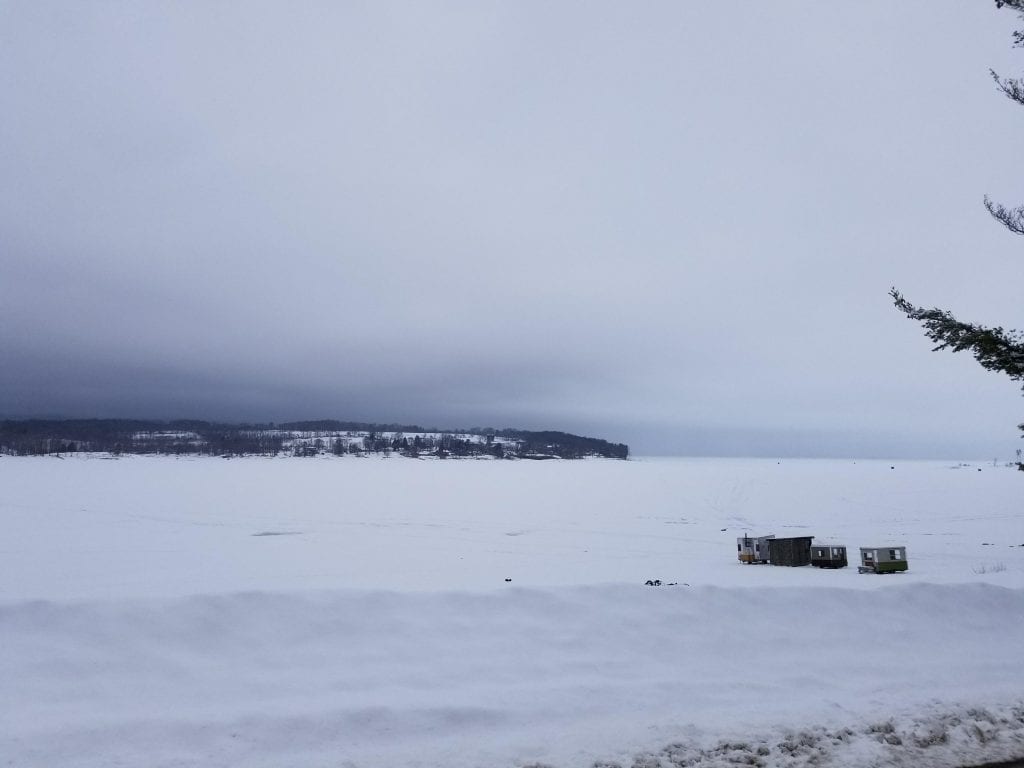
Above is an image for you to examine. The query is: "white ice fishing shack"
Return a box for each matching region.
[858,546,909,574]
[737,534,774,564]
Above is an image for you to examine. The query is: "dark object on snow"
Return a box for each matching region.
[645,579,662,586]
[810,544,848,569]
[766,536,813,567]
[858,546,909,574]
[504,578,512,582]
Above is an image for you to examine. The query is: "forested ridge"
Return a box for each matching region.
[0,419,629,460]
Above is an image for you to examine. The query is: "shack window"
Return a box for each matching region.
[864,551,874,560]
[889,549,898,559]
[832,548,840,557]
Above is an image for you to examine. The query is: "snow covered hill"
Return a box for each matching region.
[1,456,1022,767]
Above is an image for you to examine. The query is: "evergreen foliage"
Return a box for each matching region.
[892,1,1024,458]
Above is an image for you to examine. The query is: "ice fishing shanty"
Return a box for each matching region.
[737,534,813,566]
[810,544,848,569]
[737,534,774,564]
[858,546,909,574]
[766,536,813,567]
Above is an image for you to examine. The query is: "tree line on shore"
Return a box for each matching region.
[0,419,629,460]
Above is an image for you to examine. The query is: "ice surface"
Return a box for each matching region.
[1,455,1022,767]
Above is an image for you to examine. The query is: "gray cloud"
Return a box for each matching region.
[2,1,1023,457]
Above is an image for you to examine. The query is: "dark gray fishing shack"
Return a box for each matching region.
[811,544,848,569]
[767,536,813,567]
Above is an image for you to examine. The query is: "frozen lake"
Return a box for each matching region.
[3,455,1022,599]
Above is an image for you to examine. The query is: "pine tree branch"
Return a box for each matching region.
[984,195,1024,235]
[994,1,1024,46]
[991,69,1024,105]
[890,288,1024,384]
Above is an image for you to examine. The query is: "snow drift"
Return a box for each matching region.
[3,583,1023,767]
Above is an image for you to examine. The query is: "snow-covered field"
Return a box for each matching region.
[2,455,1023,767]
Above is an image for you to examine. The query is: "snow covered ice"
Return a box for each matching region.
[2,455,1023,767]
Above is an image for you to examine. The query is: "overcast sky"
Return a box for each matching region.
[2,2,1023,458]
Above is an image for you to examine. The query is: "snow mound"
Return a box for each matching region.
[3,583,1023,767]
[620,705,1024,768]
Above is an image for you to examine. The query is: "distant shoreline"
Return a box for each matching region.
[0,418,629,460]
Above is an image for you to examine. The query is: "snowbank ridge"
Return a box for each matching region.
[3,583,1023,768]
